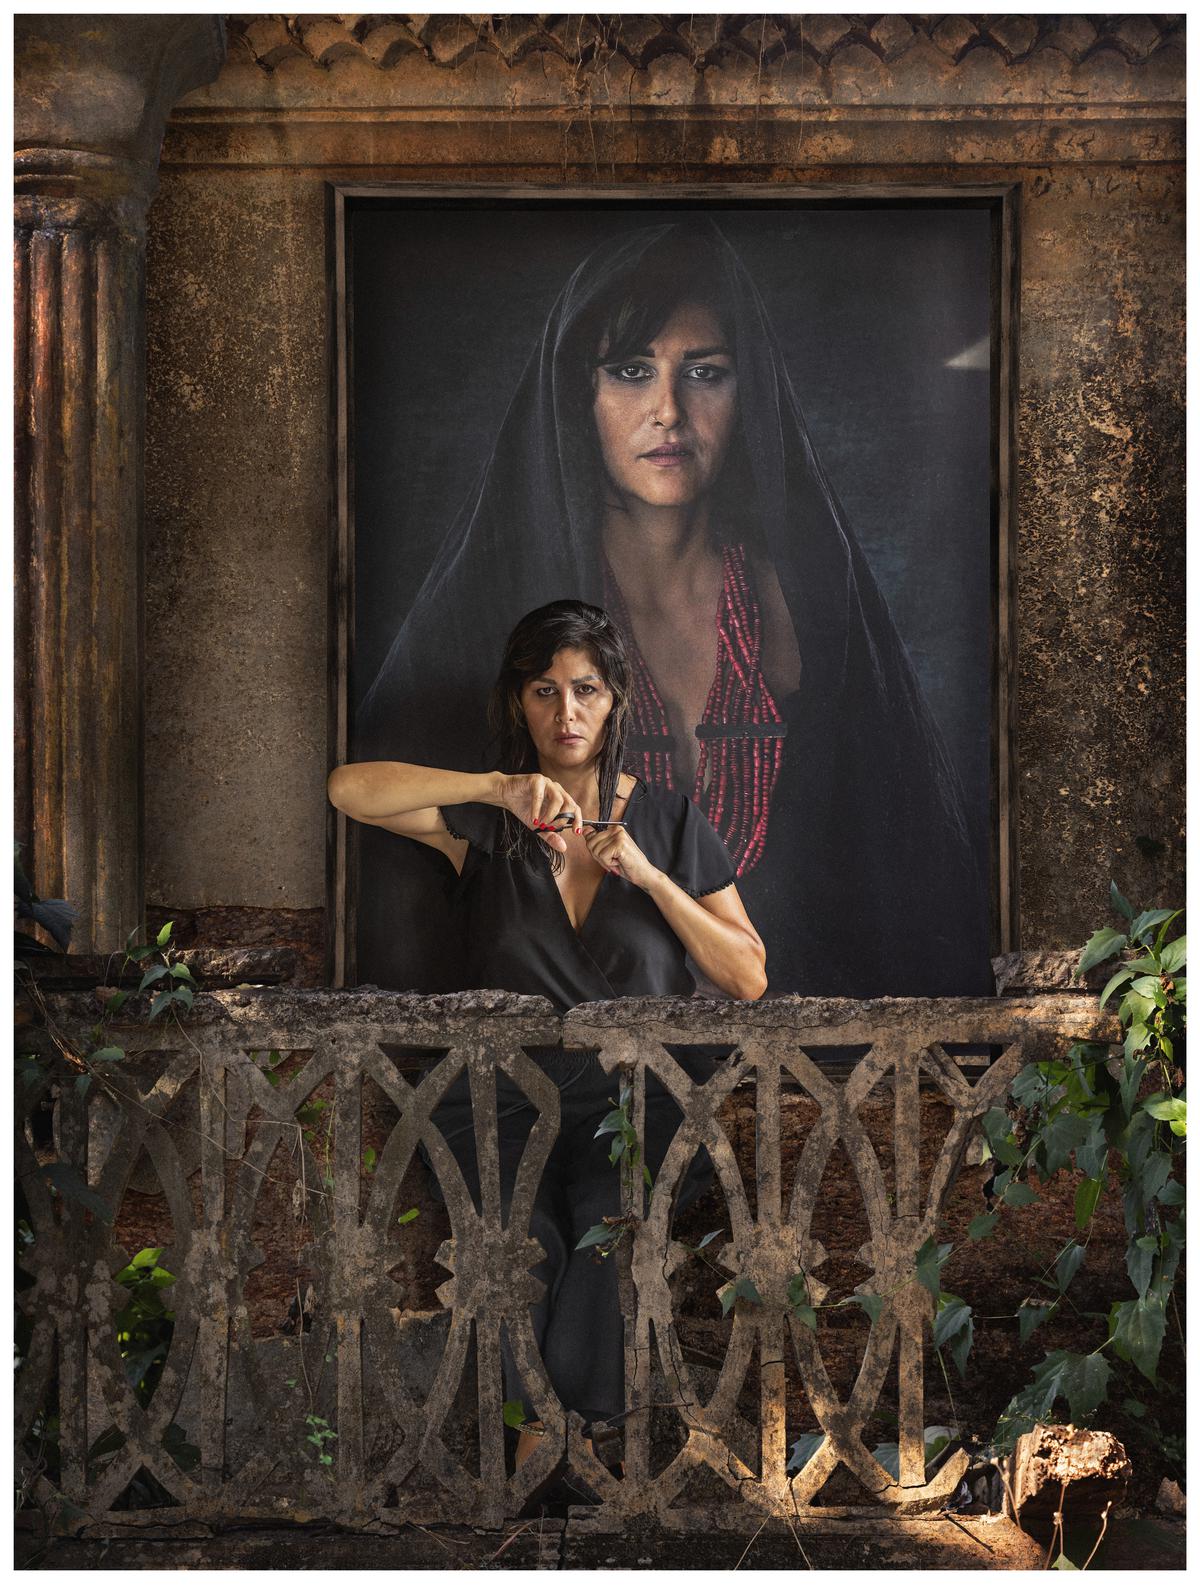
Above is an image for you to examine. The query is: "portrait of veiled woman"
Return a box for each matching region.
[348,205,995,999]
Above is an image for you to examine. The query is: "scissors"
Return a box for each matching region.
[545,812,627,832]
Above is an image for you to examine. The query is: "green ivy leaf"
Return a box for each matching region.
[787,1273,817,1328]
[103,990,130,1015]
[846,1291,884,1324]
[1120,1057,1147,1121]
[933,1295,973,1376]
[717,1277,762,1316]
[146,989,175,1023]
[1145,1096,1187,1124]
[1048,1349,1111,1423]
[575,1223,616,1252]
[1055,1243,1086,1295]
[1125,1235,1156,1300]
[981,1106,1022,1166]
[1018,1300,1054,1343]
[88,1045,125,1063]
[1075,1122,1109,1181]
[396,1207,419,1227]
[1075,1176,1103,1230]
[1002,1182,1038,1209]
[502,1399,527,1431]
[1040,1112,1090,1175]
[138,964,171,992]
[156,921,174,947]
[362,1146,377,1175]
[41,1161,113,1223]
[1159,934,1187,974]
[1121,990,1155,1027]
[915,1238,952,1297]
[1109,1295,1166,1381]
[968,1210,1000,1241]
[1109,881,1135,923]
[1077,927,1128,976]
[1139,1150,1173,1204]
[1097,966,1135,1011]
[1130,909,1174,946]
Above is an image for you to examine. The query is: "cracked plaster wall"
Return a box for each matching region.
[141,15,1184,954]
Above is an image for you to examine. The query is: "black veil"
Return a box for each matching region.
[355,220,990,997]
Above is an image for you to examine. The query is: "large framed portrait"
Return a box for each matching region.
[328,187,1018,999]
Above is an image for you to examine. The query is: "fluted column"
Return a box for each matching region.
[14,16,225,949]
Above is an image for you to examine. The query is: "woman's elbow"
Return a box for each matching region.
[736,967,769,1001]
[327,764,357,816]
[728,946,768,1001]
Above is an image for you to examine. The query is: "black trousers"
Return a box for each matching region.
[427,1047,716,1425]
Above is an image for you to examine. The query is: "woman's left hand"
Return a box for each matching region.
[582,824,662,892]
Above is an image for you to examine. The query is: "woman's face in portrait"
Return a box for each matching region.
[592,301,738,511]
[519,646,615,771]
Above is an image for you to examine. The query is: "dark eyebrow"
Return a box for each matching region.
[531,673,602,686]
[597,344,734,365]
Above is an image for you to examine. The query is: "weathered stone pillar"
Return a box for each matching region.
[14,16,225,949]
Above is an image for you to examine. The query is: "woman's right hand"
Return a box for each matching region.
[495,773,579,852]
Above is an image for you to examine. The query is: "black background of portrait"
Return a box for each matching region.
[348,201,994,989]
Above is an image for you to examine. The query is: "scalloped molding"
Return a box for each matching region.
[178,14,1185,115]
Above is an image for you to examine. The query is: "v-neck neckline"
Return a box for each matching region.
[603,549,729,802]
[546,777,643,942]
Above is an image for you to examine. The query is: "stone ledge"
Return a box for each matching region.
[15,1511,1046,1569]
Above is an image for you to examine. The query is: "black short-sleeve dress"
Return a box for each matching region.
[430,777,737,1432]
[440,777,736,1014]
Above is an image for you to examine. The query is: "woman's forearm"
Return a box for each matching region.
[327,761,500,820]
[642,872,767,1000]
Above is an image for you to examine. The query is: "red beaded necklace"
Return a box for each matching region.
[603,543,786,874]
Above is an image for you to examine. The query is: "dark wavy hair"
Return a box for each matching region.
[489,599,631,872]
[564,225,759,549]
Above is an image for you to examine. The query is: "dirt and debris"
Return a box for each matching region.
[1154,1476,1185,1517]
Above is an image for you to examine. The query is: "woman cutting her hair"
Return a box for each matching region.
[329,599,765,1474]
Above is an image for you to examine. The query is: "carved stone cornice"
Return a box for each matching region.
[187,13,1184,111]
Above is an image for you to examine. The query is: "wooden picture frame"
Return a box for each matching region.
[327,183,1020,992]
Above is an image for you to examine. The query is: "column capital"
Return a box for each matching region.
[15,14,226,216]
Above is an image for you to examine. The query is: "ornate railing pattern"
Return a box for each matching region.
[15,989,1112,1534]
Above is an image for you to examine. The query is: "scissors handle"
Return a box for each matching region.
[548,812,626,831]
